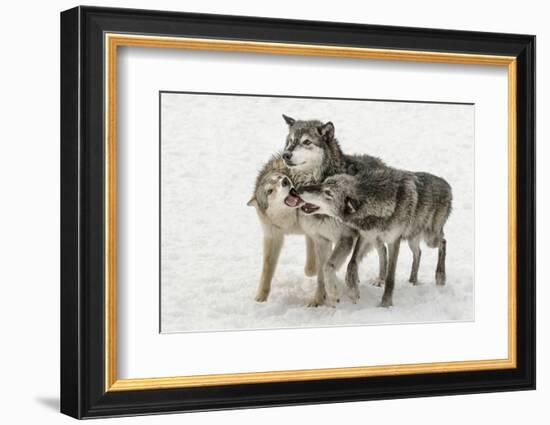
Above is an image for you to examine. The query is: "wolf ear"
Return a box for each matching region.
[319,122,335,140]
[247,196,258,207]
[344,197,359,214]
[282,114,296,126]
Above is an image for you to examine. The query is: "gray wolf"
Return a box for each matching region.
[296,167,452,307]
[248,115,387,305]
[247,160,316,303]
[280,114,385,185]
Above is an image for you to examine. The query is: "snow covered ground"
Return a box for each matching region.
[160,92,474,333]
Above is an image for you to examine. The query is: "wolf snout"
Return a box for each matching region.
[289,188,300,198]
[282,151,292,162]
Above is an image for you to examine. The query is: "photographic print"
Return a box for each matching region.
[160,92,474,333]
[61,8,535,417]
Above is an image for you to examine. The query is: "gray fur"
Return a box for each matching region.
[248,116,387,305]
[248,154,288,212]
[298,166,452,306]
[281,116,385,185]
[247,167,307,302]
[282,117,390,304]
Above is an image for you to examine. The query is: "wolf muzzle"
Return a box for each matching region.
[284,188,302,207]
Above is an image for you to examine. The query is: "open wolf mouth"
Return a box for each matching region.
[284,188,302,207]
[300,203,320,214]
[284,188,320,213]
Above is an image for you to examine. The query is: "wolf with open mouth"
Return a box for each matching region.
[247,163,317,303]
[249,115,388,306]
[295,168,452,307]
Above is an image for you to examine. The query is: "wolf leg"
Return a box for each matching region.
[346,236,365,302]
[345,236,373,301]
[408,236,421,285]
[379,238,401,308]
[323,235,355,303]
[309,238,331,307]
[373,238,387,287]
[304,236,317,277]
[255,233,284,302]
[436,238,446,285]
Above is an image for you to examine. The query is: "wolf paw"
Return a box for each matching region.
[255,291,269,302]
[378,296,393,308]
[308,291,327,307]
[325,286,342,306]
[304,265,317,277]
[436,272,446,286]
[307,298,324,308]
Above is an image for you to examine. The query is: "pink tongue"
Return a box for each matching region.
[285,195,299,207]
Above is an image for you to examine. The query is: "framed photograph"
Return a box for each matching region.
[60,6,535,419]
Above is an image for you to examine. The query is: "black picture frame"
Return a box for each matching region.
[61,5,535,419]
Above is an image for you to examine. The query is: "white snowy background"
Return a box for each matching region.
[160,93,474,333]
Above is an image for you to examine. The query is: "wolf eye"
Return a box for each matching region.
[324,189,333,197]
[302,140,312,146]
[267,189,273,195]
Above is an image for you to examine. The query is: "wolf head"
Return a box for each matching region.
[247,171,296,216]
[280,114,335,175]
[297,171,400,222]
[295,174,360,219]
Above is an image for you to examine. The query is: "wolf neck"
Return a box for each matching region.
[322,137,347,176]
[289,138,346,185]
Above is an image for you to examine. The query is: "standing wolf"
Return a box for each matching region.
[248,115,387,305]
[296,167,452,307]
[247,161,317,303]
